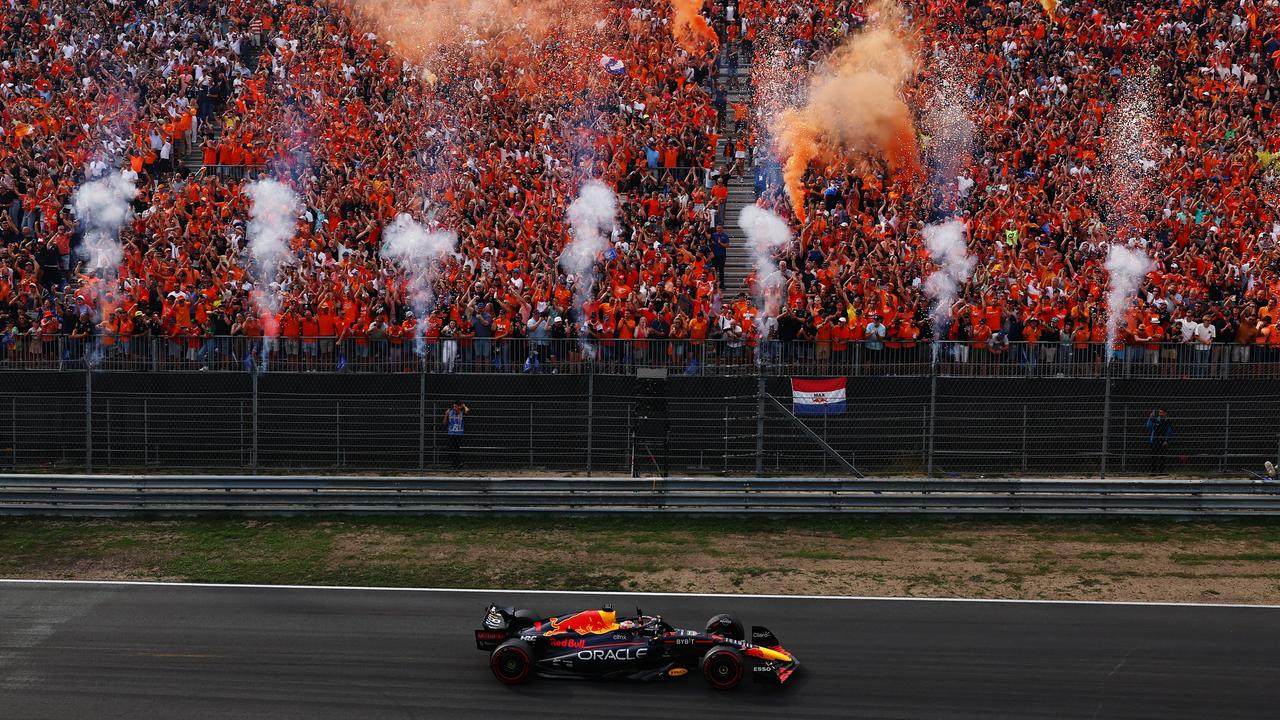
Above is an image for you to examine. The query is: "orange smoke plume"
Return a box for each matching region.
[1039,0,1057,21]
[775,3,919,221]
[346,0,603,63]
[670,0,719,55]
[778,112,819,222]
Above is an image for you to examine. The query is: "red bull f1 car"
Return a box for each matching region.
[474,603,799,689]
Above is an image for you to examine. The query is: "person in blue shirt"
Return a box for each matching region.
[864,314,887,362]
[710,225,729,289]
[444,400,470,469]
[1146,408,1173,474]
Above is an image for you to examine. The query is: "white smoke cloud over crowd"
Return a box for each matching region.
[381,212,458,354]
[1104,73,1158,236]
[245,179,301,333]
[1104,244,1153,357]
[922,220,976,331]
[737,204,791,340]
[559,180,616,331]
[924,52,976,204]
[1100,73,1158,360]
[73,172,137,280]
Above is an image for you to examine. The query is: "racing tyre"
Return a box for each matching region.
[701,645,744,690]
[490,639,534,685]
[704,613,744,641]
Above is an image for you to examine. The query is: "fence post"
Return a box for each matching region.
[529,401,535,467]
[105,398,111,468]
[926,363,937,476]
[586,362,594,476]
[755,374,765,476]
[822,412,828,474]
[1221,402,1230,474]
[250,369,259,471]
[85,368,92,473]
[1020,404,1028,473]
[723,403,729,475]
[920,405,927,470]
[1121,403,1128,473]
[418,369,426,471]
[1100,373,1112,479]
[10,397,16,468]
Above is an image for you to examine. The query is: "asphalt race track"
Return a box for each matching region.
[2,582,1278,719]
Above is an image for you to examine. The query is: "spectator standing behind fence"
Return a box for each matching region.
[444,400,469,470]
[1146,409,1174,475]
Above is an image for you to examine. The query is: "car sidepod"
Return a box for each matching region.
[534,631,656,680]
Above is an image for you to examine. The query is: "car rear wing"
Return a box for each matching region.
[475,628,509,650]
[477,603,515,650]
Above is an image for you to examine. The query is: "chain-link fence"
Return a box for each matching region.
[0,371,1274,478]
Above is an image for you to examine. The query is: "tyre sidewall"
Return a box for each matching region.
[491,639,534,685]
[701,645,744,690]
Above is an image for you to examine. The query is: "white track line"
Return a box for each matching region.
[1,579,1277,609]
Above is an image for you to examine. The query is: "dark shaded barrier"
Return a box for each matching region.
[0,371,1275,477]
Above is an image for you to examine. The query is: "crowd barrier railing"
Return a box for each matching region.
[2,335,1277,377]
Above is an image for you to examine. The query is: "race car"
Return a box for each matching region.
[474,603,799,689]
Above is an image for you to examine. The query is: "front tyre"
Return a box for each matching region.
[701,645,744,690]
[490,639,534,685]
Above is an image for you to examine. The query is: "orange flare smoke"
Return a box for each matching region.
[670,0,719,55]
[347,0,602,63]
[775,4,919,221]
[778,112,819,222]
[1040,0,1057,21]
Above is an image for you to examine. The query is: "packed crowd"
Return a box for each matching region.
[740,0,1280,364]
[1,0,1278,373]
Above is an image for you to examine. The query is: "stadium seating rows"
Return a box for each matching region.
[0,0,1278,367]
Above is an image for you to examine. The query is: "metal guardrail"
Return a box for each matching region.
[3,474,1278,516]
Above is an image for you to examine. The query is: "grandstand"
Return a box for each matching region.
[0,0,1275,376]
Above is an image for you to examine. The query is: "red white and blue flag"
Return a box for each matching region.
[791,378,847,415]
[598,55,626,75]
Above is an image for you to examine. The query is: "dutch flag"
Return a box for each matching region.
[791,378,847,416]
[599,55,626,75]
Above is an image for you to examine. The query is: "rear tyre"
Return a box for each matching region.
[490,639,534,685]
[701,645,744,690]
[704,613,744,641]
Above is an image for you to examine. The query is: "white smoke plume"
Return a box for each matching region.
[72,172,137,281]
[381,212,458,354]
[737,204,791,341]
[1104,244,1152,357]
[924,51,976,208]
[1104,72,1158,237]
[245,179,300,334]
[560,180,616,331]
[922,220,975,331]
[72,171,137,363]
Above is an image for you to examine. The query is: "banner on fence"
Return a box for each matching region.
[791,378,846,415]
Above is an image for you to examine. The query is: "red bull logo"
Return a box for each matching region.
[542,609,619,636]
[549,638,586,648]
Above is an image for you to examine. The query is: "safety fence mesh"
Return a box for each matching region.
[0,371,1274,477]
